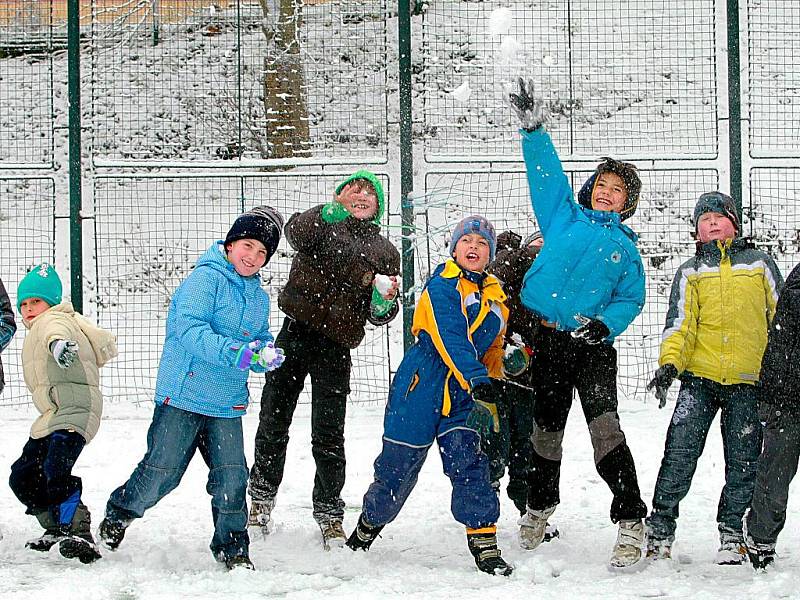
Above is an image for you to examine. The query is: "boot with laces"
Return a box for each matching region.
[467,529,513,576]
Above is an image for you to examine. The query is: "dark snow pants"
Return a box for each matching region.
[746,403,800,547]
[9,430,86,525]
[250,317,351,523]
[525,328,647,522]
[646,376,761,543]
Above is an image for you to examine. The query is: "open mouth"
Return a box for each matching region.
[465,251,479,261]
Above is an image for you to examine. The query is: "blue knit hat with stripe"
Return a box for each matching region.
[449,215,497,261]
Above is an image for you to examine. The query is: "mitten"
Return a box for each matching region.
[234,340,265,370]
[508,77,549,132]
[321,201,350,224]
[502,345,531,377]
[467,380,508,435]
[571,315,610,345]
[50,340,79,369]
[255,342,285,371]
[647,364,678,409]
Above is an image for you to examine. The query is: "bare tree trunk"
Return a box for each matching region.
[260,0,311,159]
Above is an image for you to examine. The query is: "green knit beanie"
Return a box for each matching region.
[334,170,385,223]
[17,263,62,312]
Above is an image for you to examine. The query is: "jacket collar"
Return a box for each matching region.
[580,206,638,242]
[441,259,507,302]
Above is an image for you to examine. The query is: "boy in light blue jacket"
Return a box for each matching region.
[509,79,648,569]
[98,207,286,571]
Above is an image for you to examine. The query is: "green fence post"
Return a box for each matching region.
[67,0,83,313]
[153,0,161,46]
[727,0,743,214]
[399,0,415,350]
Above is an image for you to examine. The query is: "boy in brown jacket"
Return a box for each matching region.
[8,263,117,564]
[248,170,401,548]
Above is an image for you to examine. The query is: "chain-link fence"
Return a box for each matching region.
[1,0,800,408]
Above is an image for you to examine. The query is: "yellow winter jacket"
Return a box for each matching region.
[659,238,782,385]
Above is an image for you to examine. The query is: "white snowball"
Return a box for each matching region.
[451,80,472,103]
[488,7,514,36]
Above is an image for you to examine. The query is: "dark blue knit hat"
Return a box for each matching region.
[693,191,740,234]
[449,215,497,261]
[224,206,284,260]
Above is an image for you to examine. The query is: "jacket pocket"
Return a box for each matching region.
[407,372,420,397]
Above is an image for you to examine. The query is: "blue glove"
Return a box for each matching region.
[50,340,79,369]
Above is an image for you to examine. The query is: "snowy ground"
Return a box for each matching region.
[1,398,798,599]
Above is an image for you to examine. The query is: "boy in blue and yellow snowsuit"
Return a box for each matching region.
[347,216,513,576]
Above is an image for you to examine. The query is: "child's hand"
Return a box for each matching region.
[508,77,549,132]
[254,342,285,371]
[234,340,264,370]
[647,364,678,408]
[373,274,399,300]
[571,314,610,345]
[50,339,79,369]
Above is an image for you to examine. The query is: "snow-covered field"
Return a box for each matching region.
[1,397,798,599]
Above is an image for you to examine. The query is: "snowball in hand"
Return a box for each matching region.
[451,80,472,103]
[374,274,397,296]
[488,7,514,36]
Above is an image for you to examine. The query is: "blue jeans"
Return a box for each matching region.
[646,376,762,542]
[106,404,249,560]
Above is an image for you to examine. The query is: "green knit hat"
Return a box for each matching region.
[334,170,385,223]
[17,263,62,312]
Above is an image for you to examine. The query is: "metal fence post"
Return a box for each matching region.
[727,0,742,211]
[67,0,83,312]
[399,0,415,350]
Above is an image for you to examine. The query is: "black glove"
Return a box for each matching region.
[496,230,522,252]
[647,364,678,409]
[508,77,549,132]
[571,315,610,345]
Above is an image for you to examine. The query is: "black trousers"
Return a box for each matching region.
[9,430,86,521]
[250,318,351,521]
[526,328,647,522]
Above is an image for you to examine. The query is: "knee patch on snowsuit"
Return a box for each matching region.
[588,412,626,465]
[531,424,564,462]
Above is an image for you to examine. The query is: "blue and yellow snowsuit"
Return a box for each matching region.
[361,259,508,529]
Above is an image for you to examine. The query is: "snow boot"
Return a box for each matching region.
[467,529,513,576]
[225,555,256,571]
[247,497,276,536]
[645,536,672,560]
[98,516,128,551]
[609,519,644,569]
[26,511,66,552]
[317,517,347,550]
[58,504,102,564]
[716,531,747,565]
[346,514,384,551]
[745,537,776,571]
[518,504,557,550]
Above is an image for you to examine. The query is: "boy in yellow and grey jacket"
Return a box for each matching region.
[644,192,783,564]
[9,263,117,564]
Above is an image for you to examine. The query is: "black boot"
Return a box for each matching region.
[98,517,127,551]
[26,511,67,552]
[59,504,102,564]
[467,530,513,576]
[345,514,384,551]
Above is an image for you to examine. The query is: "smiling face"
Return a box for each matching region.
[452,232,491,272]
[226,238,268,277]
[20,297,50,322]
[339,180,378,221]
[697,211,737,243]
[591,172,628,213]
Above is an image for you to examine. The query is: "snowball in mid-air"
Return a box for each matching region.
[451,80,472,103]
[499,37,523,63]
[543,54,556,66]
[488,7,514,36]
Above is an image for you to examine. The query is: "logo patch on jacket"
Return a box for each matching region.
[610,251,621,263]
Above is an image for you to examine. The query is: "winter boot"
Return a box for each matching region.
[609,519,645,569]
[518,504,557,550]
[745,537,776,571]
[225,555,256,571]
[346,514,384,551]
[98,517,128,551]
[467,529,513,576]
[716,531,747,565]
[58,504,102,564]
[247,497,276,536]
[26,511,67,552]
[317,517,347,551]
[645,536,672,560]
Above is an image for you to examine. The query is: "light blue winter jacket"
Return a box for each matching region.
[154,242,273,417]
[518,128,645,341]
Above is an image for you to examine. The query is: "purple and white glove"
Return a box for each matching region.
[50,339,79,369]
[255,342,285,371]
[234,340,266,370]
